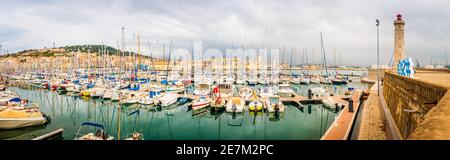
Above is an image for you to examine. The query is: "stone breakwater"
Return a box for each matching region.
[383,70,450,139]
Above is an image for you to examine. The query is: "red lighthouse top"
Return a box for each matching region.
[396,14,402,20]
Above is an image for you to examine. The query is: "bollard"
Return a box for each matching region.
[348,99,354,112]
[308,89,312,99]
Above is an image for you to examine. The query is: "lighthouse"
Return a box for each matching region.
[393,14,405,71]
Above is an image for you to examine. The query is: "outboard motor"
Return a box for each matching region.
[42,112,52,125]
[96,130,108,140]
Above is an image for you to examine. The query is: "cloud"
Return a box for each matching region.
[0,0,449,66]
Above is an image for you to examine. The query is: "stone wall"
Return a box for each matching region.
[383,72,448,139]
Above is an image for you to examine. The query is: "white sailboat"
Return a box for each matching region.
[278,83,294,97]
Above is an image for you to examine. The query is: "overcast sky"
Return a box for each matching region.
[0,0,449,66]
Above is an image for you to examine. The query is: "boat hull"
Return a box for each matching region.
[0,117,46,129]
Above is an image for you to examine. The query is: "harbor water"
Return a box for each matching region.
[0,81,367,140]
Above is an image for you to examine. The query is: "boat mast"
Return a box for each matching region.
[148,41,156,81]
[164,41,173,91]
[320,32,328,77]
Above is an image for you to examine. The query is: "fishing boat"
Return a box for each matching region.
[192,96,212,110]
[249,100,263,111]
[74,122,114,140]
[248,92,263,112]
[210,96,226,110]
[265,95,285,113]
[239,87,253,101]
[226,97,245,113]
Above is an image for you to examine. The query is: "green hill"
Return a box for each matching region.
[0,45,136,58]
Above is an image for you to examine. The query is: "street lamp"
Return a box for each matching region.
[376,19,380,95]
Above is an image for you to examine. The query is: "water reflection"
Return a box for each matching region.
[2,87,342,140]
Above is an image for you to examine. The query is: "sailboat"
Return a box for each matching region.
[156,41,179,107]
[311,32,333,98]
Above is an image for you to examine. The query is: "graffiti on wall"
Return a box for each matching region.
[397,58,414,78]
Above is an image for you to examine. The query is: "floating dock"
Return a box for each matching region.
[32,128,64,140]
[320,90,364,140]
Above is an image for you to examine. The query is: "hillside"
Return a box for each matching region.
[0,45,135,58]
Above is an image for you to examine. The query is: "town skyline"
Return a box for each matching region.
[1,0,449,66]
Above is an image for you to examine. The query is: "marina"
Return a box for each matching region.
[0,79,367,140]
[1,1,449,143]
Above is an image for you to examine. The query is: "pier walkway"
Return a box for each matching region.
[356,83,387,140]
[321,90,363,140]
